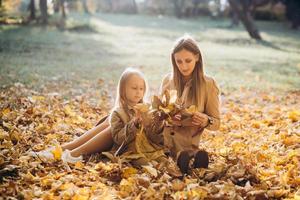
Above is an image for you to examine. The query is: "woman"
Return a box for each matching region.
[160,35,221,174]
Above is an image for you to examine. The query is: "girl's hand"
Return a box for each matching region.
[133,116,142,128]
[192,112,208,128]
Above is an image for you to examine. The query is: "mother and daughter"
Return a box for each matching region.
[37,35,221,175]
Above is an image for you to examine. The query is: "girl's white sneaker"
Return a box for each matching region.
[61,150,83,164]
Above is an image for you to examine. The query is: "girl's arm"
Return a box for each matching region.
[110,111,139,146]
[144,114,164,145]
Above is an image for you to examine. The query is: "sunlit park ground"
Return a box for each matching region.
[0,12,300,98]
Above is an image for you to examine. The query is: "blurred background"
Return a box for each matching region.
[0,0,299,98]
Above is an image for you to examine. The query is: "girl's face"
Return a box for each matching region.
[174,48,199,78]
[125,74,145,106]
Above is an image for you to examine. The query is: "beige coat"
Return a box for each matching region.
[109,106,165,164]
[160,73,221,157]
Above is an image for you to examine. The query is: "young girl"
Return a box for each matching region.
[108,68,168,166]
[35,68,167,166]
[160,35,221,174]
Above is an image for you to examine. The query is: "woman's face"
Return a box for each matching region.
[174,48,199,78]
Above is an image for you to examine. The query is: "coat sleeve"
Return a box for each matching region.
[110,111,138,146]
[144,117,164,145]
[205,78,221,131]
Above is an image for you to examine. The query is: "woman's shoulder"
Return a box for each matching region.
[204,75,219,92]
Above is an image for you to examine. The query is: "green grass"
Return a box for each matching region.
[0,12,299,95]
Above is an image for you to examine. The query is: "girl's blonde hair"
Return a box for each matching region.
[114,68,148,110]
[171,34,206,108]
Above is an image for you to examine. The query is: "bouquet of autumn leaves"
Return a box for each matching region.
[135,89,198,129]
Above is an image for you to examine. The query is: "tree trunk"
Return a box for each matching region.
[173,0,184,18]
[60,0,66,18]
[285,0,300,29]
[39,0,48,24]
[230,11,240,27]
[228,0,262,40]
[29,0,36,20]
[53,0,59,13]
[82,0,90,14]
[132,0,138,14]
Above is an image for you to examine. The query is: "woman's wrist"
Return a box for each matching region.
[204,115,213,128]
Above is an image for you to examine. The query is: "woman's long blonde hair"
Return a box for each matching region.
[114,68,148,112]
[171,35,206,108]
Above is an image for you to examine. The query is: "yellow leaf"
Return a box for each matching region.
[59,183,75,191]
[267,189,287,198]
[190,187,208,199]
[51,144,63,161]
[73,188,90,200]
[72,194,89,200]
[288,110,300,122]
[283,135,300,147]
[186,105,197,113]
[45,134,58,142]
[74,116,86,125]
[64,105,76,117]
[32,95,45,101]
[122,167,138,178]
[119,178,136,198]
[24,171,35,182]
[41,177,53,187]
[0,129,9,140]
[134,103,150,113]
[172,180,185,191]
[159,105,173,113]
[75,161,84,169]
[2,108,10,116]
[251,121,261,129]
[232,142,247,153]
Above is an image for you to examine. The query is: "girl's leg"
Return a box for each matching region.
[62,117,110,151]
[70,126,113,157]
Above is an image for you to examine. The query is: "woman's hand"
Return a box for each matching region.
[172,114,182,126]
[192,112,208,128]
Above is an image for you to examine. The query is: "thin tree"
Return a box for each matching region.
[39,0,48,24]
[132,0,138,14]
[60,0,66,18]
[283,0,300,29]
[82,0,90,14]
[29,0,36,20]
[228,0,262,40]
[173,0,184,18]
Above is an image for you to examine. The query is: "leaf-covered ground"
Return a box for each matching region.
[1,83,299,200]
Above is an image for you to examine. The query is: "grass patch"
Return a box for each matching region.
[0,12,299,95]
